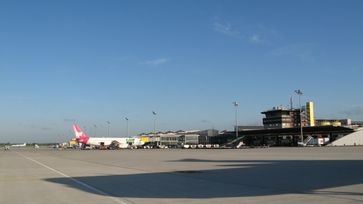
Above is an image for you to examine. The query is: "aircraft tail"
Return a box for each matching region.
[73,124,90,144]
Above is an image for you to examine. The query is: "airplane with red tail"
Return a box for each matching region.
[73,124,144,149]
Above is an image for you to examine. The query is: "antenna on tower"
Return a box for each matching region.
[290,96,293,110]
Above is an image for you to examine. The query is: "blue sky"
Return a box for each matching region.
[1,0,362,142]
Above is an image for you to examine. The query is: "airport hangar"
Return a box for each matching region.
[211,126,354,146]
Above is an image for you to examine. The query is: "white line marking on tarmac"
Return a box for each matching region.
[16,152,132,204]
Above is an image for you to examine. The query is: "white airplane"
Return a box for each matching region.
[11,143,27,147]
[73,124,144,149]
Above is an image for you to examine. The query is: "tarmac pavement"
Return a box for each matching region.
[1,147,363,204]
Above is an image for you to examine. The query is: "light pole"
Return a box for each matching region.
[106,121,110,137]
[93,124,97,137]
[125,117,129,137]
[233,101,239,139]
[152,111,157,145]
[295,89,303,143]
[152,111,157,135]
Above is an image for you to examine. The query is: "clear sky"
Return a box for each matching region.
[1,0,362,143]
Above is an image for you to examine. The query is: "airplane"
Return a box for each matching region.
[73,124,144,149]
[11,143,27,147]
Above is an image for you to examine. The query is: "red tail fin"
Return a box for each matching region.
[73,124,90,144]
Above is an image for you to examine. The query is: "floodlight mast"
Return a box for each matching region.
[294,89,304,143]
[152,111,157,145]
[233,101,239,139]
[125,117,129,137]
[106,121,111,137]
[93,124,97,137]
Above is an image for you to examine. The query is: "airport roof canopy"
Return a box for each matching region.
[230,126,354,136]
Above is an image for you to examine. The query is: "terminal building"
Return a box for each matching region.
[216,126,355,147]
[316,119,351,127]
[139,129,219,148]
[216,101,361,147]
[261,101,315,129]
[138,101,361,147]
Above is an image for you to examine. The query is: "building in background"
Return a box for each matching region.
[305,101,315,127]
[316,119,351,127]
[261,106,301,129]
[235,126,264,131]
[352,121,363,127]
[261,102,315,129]
[160,133,180,147]
[139,129,219,147]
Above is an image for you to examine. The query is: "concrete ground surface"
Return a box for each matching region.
[1,147,363,204]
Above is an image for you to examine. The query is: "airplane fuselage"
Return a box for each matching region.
[11,143,26,147]
[85,137,144,148]
[73,124,144,149]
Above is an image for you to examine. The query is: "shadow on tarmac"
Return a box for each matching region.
[45,159,363,199]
